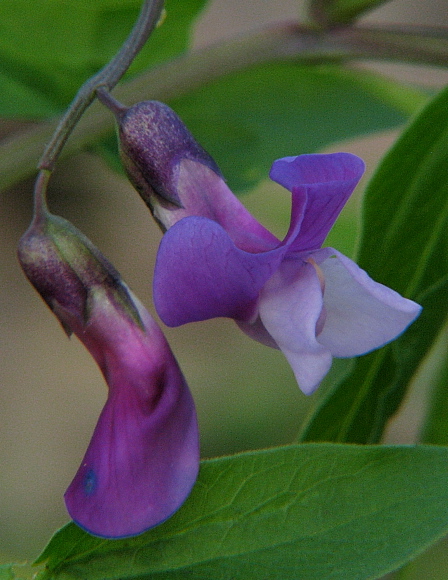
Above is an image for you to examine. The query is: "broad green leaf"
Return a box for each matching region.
[35,444,448,580]
[0,0,207,118]
[0,64,61,119]
[169,64,426,192]
[300,85,448,443]
[309,0,391,26]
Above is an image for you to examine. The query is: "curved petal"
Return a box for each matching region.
[314,248,423,357]
[257,258,333,395]
[269,153,365,252]
[18,207,199,538]
[64,346,199,539]
[177,160,280,252]
[235,181,312,346]
[151,160,280,253]
[62,288,199,538]
[154,216,291,327]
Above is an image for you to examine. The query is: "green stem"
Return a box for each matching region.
[32,169,51,222]
[309,0,393,28]
[96,88,129,117]
[2,22,448,192]
[38,0,164,172]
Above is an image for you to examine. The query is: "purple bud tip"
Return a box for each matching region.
[18,216,87,328]
[118,101,222,209]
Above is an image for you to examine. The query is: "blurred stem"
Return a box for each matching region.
[38,0,164,173]
[308,0,391,28]
[2,22,448,192]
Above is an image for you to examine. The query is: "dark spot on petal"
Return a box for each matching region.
[83,469,97,495]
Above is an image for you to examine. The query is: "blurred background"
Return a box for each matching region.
[1,0,448,564]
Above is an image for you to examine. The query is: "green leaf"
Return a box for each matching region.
[300,85,448,443]
[0,563,40,580]
[35,444,448,579]
[0,62,61,119]
[168,63,426,192]
[421,331,448,445]
[309,0,391,26]
[0,0,207,118]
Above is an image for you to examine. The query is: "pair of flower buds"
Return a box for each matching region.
[18,99,421,538]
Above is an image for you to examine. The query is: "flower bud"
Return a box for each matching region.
[116,99,276,250]
[18,210,140,334]
[18,209,199,538]
[118,100,222,227]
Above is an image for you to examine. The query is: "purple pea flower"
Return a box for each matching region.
[116,101,422,395]
[18,206,199,538]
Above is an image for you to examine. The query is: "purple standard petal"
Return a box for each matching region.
[270,153,365,252]
[255,257,333,395]
[154,216,292,327]
[313,248,422,357]
[64,295,199,538]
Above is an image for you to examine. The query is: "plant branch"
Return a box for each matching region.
[337,24,448,66]
[38,0,164,172]
[2,22,448,192]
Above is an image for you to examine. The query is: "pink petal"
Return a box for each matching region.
[63,290,199,538]
[172,160,279,252]
[65,369,198,538]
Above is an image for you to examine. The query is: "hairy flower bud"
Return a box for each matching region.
[115,99,275,249]
[117,100,222,229]
[18,209,199,538]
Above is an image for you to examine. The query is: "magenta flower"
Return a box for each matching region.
[152,152,421,394]
[18,209,199,538]
[116,101,421,394]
